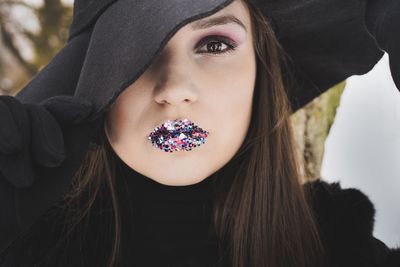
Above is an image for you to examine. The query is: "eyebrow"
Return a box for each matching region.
[191,14,247,32]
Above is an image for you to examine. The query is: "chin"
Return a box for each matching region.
[150,170,209,186]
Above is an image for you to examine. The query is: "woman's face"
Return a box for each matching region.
[105,0,256,186]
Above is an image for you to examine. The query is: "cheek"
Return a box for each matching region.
[208,47,256,114]
[198,40,256,105]
[106,90,148,146]
[202,55,256,155]
[217,77,254,137]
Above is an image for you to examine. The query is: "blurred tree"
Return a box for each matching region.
[291,81,346,182]
[0,0,72,95]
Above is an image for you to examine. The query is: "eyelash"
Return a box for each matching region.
[196,35,238,55]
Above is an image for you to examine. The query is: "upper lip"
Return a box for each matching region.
[149,118,208,135]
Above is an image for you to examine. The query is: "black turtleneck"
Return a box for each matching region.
[115,156,223,266]
[2,154,398,267]
[1,154,225,267]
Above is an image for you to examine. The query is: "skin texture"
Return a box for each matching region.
[105,0,256,186]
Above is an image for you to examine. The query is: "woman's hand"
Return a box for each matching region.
[0,95,93,189]
[366,0,400,88]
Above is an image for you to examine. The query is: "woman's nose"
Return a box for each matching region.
[152,50,198,106]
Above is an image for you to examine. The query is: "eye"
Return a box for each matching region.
[195,35,238,55]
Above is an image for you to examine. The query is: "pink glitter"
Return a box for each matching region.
[148,118,209,153]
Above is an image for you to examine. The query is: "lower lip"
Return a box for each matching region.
[147,119,209,153]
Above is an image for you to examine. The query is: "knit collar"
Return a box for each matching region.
[113,155,221,264]
[115,155,217,202]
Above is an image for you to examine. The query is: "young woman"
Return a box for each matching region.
[0,0,399,266]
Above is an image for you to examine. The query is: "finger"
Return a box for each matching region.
[0,97,24,154]
[366,0,400,88]
[387,43,400,89]
[40,95,93,126]
[25,103,66,168]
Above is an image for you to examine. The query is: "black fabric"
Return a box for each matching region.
[72,0,233,116]
[251,0,385,111]
[16,30,92,104]
[2,0,399,264]
[0,95,94,251]
[0,95,93,189]
[0,155,399,267]
[304,180,400,267]
[0,178,19,258]
[65,0,400,113]
[13,116,102,239]
[6,0,400,247]
[365,0,400,89]
[0,96,65,189]
[68,0,117,41]
[116,157,222,266]
[0,154,223,267]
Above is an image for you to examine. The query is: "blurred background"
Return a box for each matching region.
[0,0,399,248]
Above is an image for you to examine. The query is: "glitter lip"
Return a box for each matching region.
[147,118,209,153]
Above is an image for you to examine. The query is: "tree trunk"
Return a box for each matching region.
[291,81,346,183]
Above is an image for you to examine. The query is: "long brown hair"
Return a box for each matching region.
[54,1,327,266]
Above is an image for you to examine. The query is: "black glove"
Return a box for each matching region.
[0,95,93,189]
[365,0,400,89]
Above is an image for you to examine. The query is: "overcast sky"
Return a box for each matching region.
[322,53,400,247]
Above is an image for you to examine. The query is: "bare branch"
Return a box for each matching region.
[0,22,37,76]
[0,1,38,11]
